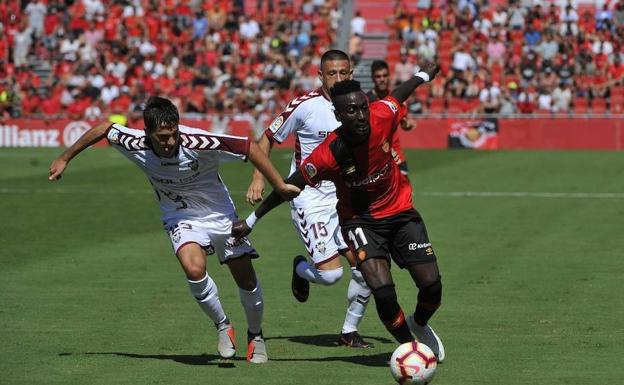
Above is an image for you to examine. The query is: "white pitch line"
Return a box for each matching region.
[420,191,624,199]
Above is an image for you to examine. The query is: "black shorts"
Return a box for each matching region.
[341,209,437,268]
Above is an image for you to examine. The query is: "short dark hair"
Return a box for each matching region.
[143,96,179,132]
[320,50,350,66]
[370,60,389,76]
[330,79,362,103]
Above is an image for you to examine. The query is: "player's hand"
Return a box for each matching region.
[231,220,252,241]
[48,157,68,181]
[246,177,265,205]
[276,183,301,201]
[421,62,440,81]
[400,117,414,131]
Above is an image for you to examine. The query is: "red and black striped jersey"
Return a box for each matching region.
[300,96,413,220]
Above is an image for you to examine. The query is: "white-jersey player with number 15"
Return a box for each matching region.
[246,50,372,348]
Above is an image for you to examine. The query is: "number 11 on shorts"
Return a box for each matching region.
[348,227,368,249]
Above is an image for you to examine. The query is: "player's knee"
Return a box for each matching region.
[185,265,207,281]
[316,266,343,285]
[371,284,400,321]
[417,275,442,307]
[188,272,218,301]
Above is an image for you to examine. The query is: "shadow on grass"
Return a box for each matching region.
[58,352,239,367]
[266,334,393,347]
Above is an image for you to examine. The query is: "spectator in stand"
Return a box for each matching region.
[614,1,624,28]
[13,20,32,68]
[517,87,536,114]
[608,55,624,86]
[536,32,559,64]
[596,3,613,31]
[509,4,527,30]
[351,11,366,36]
[394,53,416,84]
[519,51,539,89]
[479,76,501,113]
[487,34,506,67]
[451,45,476,73]
[444,70,469,99]
[493,5,508,26]
[524,25,542,49]
[590,67,611,110]
[551,82,572,112]
[24,0,46,38]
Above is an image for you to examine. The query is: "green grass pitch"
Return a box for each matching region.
[1,147,623,385]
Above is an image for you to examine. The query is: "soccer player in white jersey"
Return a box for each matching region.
[48,96,300,363]
[245,50,372,348]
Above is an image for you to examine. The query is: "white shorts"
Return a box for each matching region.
[290,200,347,265]
[165,215,258,264]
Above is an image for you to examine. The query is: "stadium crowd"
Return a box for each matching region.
[386,0,624,114]
[0,0,339,120]
[2,0,624,119]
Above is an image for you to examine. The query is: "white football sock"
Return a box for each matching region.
[239,281,264,335]
[296,260,343,285]
[188,272,227,325]
[342,268,371,334]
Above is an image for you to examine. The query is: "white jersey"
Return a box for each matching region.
[106,123,250,225]
[265,88,340,205]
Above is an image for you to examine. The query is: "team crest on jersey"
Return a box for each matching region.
[382,140,390,153]
[315,241,326,255]
[269,116,284,133]
[109,128,120,144]
[304,163,317,178]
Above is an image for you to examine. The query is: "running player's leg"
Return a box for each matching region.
[290,206,345,302]
[358,257,414,344]
[169,221,234,358]
[389,212,444,361]
[218,226,267,363]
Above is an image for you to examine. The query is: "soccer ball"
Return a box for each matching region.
[389,341,437,384]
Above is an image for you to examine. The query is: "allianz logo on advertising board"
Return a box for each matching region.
[0,121,92,147]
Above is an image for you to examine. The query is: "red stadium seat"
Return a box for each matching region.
[428,98,445,113]
[591,98,607,114]
[573,97,589,113]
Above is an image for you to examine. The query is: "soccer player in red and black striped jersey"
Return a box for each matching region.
[232,63,446,361]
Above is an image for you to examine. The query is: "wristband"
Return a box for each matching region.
[245,212,259,228]
[415,71,430,82]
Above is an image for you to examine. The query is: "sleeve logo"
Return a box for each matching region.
[304,163,317,178]
[108,128,120,144]
[269,116,284,133]
[381,99,399,113]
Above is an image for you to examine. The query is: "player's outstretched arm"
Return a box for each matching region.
[391,62,440,104]
[248,140,300,201]
[48,122,111,181]
[246,134,273,205]
[232,170,307,240]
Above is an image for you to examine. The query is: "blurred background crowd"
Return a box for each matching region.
[1,0,623,121]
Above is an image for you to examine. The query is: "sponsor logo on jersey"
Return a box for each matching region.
[304,163,317,178]
[381,99,399,113]
[269,116,284,133]
[345,162,391,188]
[382,140,390,153]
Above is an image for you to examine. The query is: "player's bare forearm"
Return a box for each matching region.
[251,135,273,181]
[254,170,307,219]
[391,62,440,104]
[248,141,301,200]
[48,121,111,181]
